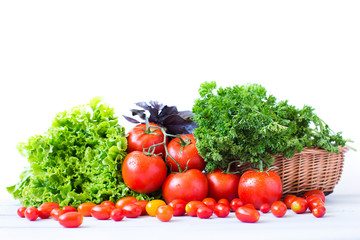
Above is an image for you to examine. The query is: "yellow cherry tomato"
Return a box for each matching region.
[146,199,166,217]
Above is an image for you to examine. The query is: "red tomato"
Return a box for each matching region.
[260,203,271,213]
[283,195,297,209]
[303,190,326,203]
[59,212,83,228]
[77,203,96,217]
[101,201,115,209]
[91,205,112,220]
[162,169,208,204]
[116,196,137,210]
[127,123,166,155]
[306,195,323,204]
[230,198,245,212]
[213,203,230,218]
[202,198,217,211]
[197,206,213,219]
[62,206,77,213]
[308,199,325,212]
[243,203,256,209]
[134,200,149,215]
[218,198,230,207]
[186,201,206,217]
[17,207,26,218]
[50,208,63,221]
[122,151,167,194]
[291,197,308,214]
[312,205,326,218]
[235,206,260,223]
[122,203,142,218]
[39,202,60,210]
[169,199,187,216]
[166,134,206,172]
[271,201,287,218]
[238,170,282,209]
[111,208,125,221]
[207,169,240,202]
[24,207,39,221]
[38,204,53,219]
[156,205,173,222]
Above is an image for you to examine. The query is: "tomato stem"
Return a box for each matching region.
[225,160,243,174]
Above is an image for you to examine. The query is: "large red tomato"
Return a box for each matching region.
[206,169,240,202]
[122,151,167,194]
[127,123,166,156]
[238,170,282,209]
[162,169,208,204]
[166,134,206,172]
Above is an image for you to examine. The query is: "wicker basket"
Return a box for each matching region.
[237,147,348,196]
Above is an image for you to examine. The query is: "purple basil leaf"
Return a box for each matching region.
[178,110,195,119]
[149,101,164,111]
[135,102,151,111]
[130,109,146,120]
[159,106,178,120]
[123,115,141,124]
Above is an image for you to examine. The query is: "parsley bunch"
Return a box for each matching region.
[192,82,348,172]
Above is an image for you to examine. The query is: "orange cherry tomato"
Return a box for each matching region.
[77,203,96,217]
[156,205,173,222]
[186,201,206,217]
[59,212,83,228]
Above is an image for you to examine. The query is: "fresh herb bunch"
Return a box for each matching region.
[7,97,158,207]
[192,81,348,172]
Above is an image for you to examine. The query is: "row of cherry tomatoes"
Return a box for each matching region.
[16,189,326,227]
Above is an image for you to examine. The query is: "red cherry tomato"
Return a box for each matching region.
[39,202,60,210]
[17,207,26,218]
[156,205,173,222]
[77,203,96,217]
[38,204,53,219]
[243,203,256,209]
[303,190,326,203]
[283,195,297,209]
[238,170,282,209]
[24,207,39,221]
[207,169,240,202]
[122,151,167,194]
[202,198,217,211]
[306,195,323,205]
[111,208,125,221]
[122,203,142,218]
[218,198,230,207]
[62,206,77,213]
[213,203,230,218]
[166,134,206,172]
[116,196,137,210]
[291,197,308,214]
[308,199,325,212]
[169,199,187,216]
[230,198,245,212]
[162,169,208,204]
[91,205,112,220]
[186,201,206,217]
[59,212,83,228]
[50,208,63,221]
[197,206,213,219]
[235,206,260,223]
[312,205,326,218]
[271,201,287,218]
[127,123,166,155]
[134,200,149,215]
[260,203,271,213]
[101,201,115,208]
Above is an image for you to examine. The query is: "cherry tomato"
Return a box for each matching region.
[101,201,115,209]
[166,134,206,172]
[77,203,96,217]
[186,201,206,217]
[306,195,323,205]
[50,208,63,221]
[230,198,245,212]
[291,197,308,214]
[24,207,39,221]
[111,208,125,221]
[146,199,166,217]
[202,198,217,211]
[218,198,230,207]
[59,212,83,228]
[116,196,137,210]
[38,204,53,219]
[235,206,260,223]
[62,206,77,213]
[156,205,173,222]
[134,200,149,215]
[238,170,282,209]
[260,203,271,213]
[213,203,230,218]
[207,169,240,202]
[17,207,26,218]
[169,199,187,216]
[303,190,326,203]
[127,123,166,155]
[122,151,167,194]
[308,199,325,212]
[283,195,297,209]
[122,203,142,218]
[243,203,256,209]
[91,205,112,220]
[197,206,213,219]
[312,205,326,218]
[162,169,208,204]
[39,202,60,210]
[271,201,287,218]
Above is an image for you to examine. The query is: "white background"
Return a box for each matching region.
[0,0,359,239]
